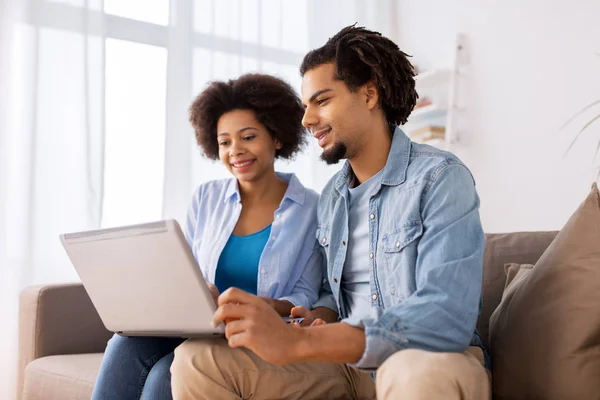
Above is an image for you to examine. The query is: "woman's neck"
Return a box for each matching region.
[238,170,288,205]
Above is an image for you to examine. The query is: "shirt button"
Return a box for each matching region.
[322,237,327,244]
[370,213,375,220]
[271,236,277,241]
[333,277,338,283]
[396,241,401,248]
[260,269,266,274]
[372,294,378,301]
[369,253,374,259]
[342,241,346,246]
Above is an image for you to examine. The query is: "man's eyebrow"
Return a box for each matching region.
[308,88,333,104]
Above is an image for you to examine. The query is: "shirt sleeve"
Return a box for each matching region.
[278,239,324,309]
[183,186,202,252]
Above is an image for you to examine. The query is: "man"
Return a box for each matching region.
[171,25,490,400]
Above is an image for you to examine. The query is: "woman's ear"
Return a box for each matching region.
[274,139,283,150]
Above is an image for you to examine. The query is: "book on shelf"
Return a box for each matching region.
[409,125,446,144]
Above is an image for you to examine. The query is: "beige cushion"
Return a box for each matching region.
[479,231,557,349]
[489,183,600,400]
[502,263,534,293]
[22,353,103,400]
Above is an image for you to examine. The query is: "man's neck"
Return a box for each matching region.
[348,121,392,185]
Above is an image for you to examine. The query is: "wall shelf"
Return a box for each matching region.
[403,33,467,147]
[415,68,452,89]
[410,104,446,122]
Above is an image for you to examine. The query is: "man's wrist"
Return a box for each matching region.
[289,325,313,363]
[287,323,367,364]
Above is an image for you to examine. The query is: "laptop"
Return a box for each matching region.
[60,219,224,338]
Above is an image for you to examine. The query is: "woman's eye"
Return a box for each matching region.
[219,141,229,146]
[243,135,256,141]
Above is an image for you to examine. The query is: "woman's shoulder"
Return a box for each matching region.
[190,177,237,204]
[283,173,320,209]
[302,187,320,209]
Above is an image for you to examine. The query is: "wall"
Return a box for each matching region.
[396,0,600,232]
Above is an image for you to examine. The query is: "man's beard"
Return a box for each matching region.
[320,141,347,165]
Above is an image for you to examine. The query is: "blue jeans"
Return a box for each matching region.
[91,334,185,400]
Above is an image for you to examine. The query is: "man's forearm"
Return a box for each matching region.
[292,322,366,364]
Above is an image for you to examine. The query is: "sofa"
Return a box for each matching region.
[17,231,559,400]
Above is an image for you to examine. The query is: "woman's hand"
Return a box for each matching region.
[259,297,294,316]
[290,306,327,327]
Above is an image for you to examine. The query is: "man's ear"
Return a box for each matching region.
[364,80,379,111]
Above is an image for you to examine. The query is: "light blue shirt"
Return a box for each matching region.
[184,172,322,309]
[341,168,384,326]
[314,126,487,370]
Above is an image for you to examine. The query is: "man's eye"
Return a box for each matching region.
[317,98,328,105]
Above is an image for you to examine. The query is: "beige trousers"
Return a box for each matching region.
[170,338,490,400]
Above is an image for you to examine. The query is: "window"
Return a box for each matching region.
[34,0,309,228]
[102,39,167,227]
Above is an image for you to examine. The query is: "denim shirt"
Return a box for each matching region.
[313,127,487,370]
[184,172,322,309]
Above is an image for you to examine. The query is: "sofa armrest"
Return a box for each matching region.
[17,283,112,398]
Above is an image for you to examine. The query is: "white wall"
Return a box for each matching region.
[396,0,600,232]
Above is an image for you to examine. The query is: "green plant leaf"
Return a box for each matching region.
[560,99,600,131]
[565,113,600,158]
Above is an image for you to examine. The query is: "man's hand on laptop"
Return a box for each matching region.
[212,287,306,365]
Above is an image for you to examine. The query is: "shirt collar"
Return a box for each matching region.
[224,172,306,205]
[335,125,411,191]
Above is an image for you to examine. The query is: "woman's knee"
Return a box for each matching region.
[141,353,175,400]
[105,334,150,359]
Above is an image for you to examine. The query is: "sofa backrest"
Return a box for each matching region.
[478,231,558,349]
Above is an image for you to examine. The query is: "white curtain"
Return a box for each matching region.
[1,0,107,397]
[0,0,399,398]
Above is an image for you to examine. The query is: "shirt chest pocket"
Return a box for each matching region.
[381,220,423,279]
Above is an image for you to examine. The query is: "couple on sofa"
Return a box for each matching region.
[91,25,491,400]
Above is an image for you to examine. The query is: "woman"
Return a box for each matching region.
[91,74,322,400]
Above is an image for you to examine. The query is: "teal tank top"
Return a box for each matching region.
[214,224,272,295]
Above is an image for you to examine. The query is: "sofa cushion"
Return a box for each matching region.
[489,183,600,400]
[503,263,534,292]
[479,231,557,349]
[22,353,102,400]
